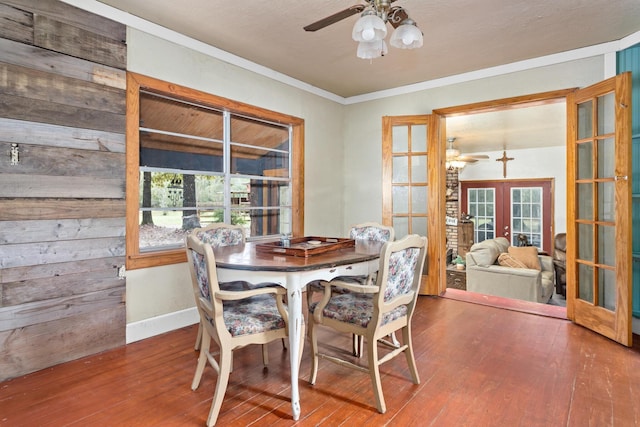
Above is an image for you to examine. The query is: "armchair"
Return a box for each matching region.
[185,232,303,426]
[189,223,281,351]
[308,234,427,414]
[553,233,567,297]
[306,222,395,356]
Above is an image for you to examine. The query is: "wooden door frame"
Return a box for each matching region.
[433,89,574,297]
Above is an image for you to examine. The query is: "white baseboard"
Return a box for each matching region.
[633,316,640,336]
[126,307,199,344]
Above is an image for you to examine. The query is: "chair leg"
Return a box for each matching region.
[389,332,400,347]
[206,347,232,427]
[262,344,269,366]
[191,332,211,390]
[194,322,203,351]
[367,337,386,414]
[402,326,420,384]
[352,334,365,357]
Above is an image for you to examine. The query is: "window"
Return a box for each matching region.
[126,73,304,269]
[467,187,495,242]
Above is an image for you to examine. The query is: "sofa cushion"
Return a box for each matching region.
[494,237,510,253]
[497,253,527,269]
[467,239,502,267]
[508,246,541,270]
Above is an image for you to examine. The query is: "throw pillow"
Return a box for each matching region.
[508,246,541,270]
[497,252,527,269]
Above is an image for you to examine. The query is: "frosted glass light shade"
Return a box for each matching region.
[352,13,387,42]
[446,160,466,170]
[389,21,423,49]
[356,40,388,59]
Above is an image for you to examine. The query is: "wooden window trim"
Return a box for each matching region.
[125,72,304,270]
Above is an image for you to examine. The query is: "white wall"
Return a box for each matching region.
[459,146,567,233]
[124,29,346,337]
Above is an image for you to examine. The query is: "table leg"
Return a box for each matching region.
[286,273,302,421]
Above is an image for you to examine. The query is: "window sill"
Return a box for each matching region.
[127,249,186,270]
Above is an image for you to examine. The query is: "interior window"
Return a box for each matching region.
[126,73,304,269]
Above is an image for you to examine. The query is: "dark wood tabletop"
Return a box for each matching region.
[214,240,384,272]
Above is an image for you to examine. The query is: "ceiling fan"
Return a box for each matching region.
[303,0,408,32]
[303,0,423,59]
[446,137,489,169]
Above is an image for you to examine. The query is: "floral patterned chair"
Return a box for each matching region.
[186,231,303,427]
[306,222,395,356]
[190,223,281,351]
[308,234,427,414]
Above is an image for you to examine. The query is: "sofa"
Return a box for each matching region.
[465,237,555,304]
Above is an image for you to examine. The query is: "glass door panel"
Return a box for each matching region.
[389,124,428,239]
[467,187,495,242]
[383,116,440,295]
[567,73,632,346]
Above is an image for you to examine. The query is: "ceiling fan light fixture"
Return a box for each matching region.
[446,147,461,159]
[389,19,423,49]
[357,39,388,59]
[446,160,467,171]
[352,11,387,42]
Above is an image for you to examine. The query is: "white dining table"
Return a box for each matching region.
[213,239,382,421]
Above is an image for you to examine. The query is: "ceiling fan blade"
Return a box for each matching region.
[456,156,479,163]
[467,154,490,160]
[304,5,366,32]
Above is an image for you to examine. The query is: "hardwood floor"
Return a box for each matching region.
[2,296,640,426]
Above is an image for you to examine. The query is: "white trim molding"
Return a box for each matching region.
[126,307,199,344]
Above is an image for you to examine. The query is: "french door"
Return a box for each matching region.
[567,73,632,346]
[382,115,443,295]
[461,180,553,254]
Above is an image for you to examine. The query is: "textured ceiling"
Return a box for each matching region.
[97,0,640,98]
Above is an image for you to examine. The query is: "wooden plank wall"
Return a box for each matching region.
[0,0,127,380]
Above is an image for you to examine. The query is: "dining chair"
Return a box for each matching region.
[190,223,281,351]
[186,232,304,427]
[308,234,427,414]
[306,222,395,356]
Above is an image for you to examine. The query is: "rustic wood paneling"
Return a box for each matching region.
[0,218,124,244]
[1,236,125,269]
[0,38,125,89]
[0,304,125,380]
[0,3,32,43]
[3,0,126,43]
[0,174,124,199]
[2,271,122,307]
[0,286,124,330]
[1,93,125,133]
[0,62,126,114]
[1,256,124,283]
[0,0,127,382]
[0,117,125,153]
[0,199,126,221]
[34,15,126,69]
[0,142,125,177]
